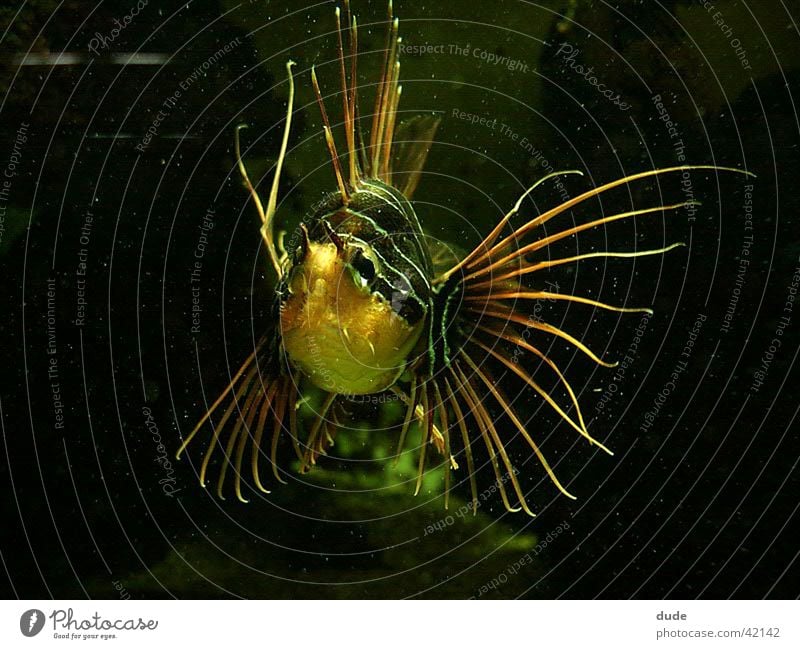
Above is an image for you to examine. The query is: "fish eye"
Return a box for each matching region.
[351,249,376,284]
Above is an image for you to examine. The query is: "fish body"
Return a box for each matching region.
[177,2,754,512]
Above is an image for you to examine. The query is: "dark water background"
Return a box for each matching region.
[1,0,798,599]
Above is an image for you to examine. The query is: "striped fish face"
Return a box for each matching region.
[313,179,434,325]
[279,180,433,395]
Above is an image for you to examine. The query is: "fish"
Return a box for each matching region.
[176,0,754,514]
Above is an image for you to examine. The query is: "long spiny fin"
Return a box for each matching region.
[311,65,349,201]
[238,378,282,501]
[371,10,398,174]
[267,381,290,485]
[216,377,264,500]
[464,201,697,282]
[443,376,478,513]
[467,290,654,315]
[300,392,337,470]
[467,306,618,368]
[391,376,417,465]
[199,363,260,488]
[435,170,585,284]
[234,380,272,500]
[460,351,577,500]
[471,337,612,455]
[347,10,360,184]
[468,243,686,291]
[460,363,537,516]
[474,322,592,440]
[177,341,264,460]
[453,363,528,514]
[334,6,358,188]
[370,1,394,165]
[381,59,401,180]
[432,381,455,509]
[414,383,432,496]
[468,165,755,270]
[251,381,279,492]
[234,62,296,277]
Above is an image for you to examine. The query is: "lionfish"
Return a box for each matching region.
[177,1,752,514]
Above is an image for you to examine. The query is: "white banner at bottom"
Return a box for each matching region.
[1,600,795,648]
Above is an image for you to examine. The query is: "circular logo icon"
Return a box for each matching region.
[20,609,45,637]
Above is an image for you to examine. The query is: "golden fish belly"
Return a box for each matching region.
[280,242,424,395]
